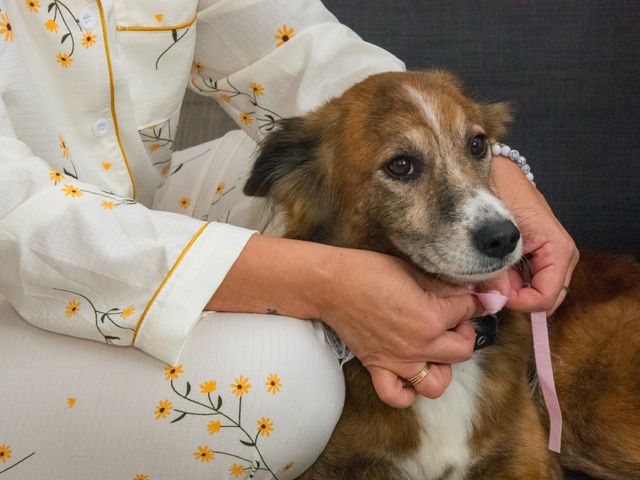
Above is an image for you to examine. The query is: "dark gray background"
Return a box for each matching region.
[176,1,640,255]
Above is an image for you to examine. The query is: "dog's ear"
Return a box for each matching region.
[244,116,334,240]
[481,102,512,140]
[244,117,317,197]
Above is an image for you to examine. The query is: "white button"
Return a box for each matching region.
[92,118,110,138]
[79,9,98,29]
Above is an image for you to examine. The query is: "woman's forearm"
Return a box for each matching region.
[205,234,336,320]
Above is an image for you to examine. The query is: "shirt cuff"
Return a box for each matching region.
[133,221,256,363]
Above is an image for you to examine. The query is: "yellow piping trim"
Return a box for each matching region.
[96,0,137,199]
[116,15,196,32]
[132,222,210,346]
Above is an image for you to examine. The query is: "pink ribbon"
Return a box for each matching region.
[531,311,562,452]
[472,290,562,453]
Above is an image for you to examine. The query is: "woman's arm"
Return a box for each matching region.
[208,234,484,408]
[192,0,405,141]
[0,93,254,364]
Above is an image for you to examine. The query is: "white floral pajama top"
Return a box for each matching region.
[0,0,404,363]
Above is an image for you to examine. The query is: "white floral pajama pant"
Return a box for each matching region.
[0,130,346,480]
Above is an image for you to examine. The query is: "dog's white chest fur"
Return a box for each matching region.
[400,357,483,480]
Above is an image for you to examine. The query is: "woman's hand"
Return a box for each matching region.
[320,248,483,409]
[208,235,482,409]
[490,156,579,314]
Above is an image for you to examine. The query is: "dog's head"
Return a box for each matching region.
[244,70,522,283]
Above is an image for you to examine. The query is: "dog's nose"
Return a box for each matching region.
[473,220,520,259]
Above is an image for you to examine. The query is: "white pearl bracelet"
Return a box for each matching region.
[491,142,535,184]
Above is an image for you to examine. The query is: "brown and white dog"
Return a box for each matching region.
[244,71,640,480]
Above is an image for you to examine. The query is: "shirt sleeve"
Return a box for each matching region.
[0,94,255,364]
[191,0,406,141]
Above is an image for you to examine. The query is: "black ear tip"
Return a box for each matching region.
[243,174,269,197]
[244,147,279,197]
[243,116,312,198]
[242,179,257,196]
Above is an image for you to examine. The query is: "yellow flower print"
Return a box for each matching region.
[193,445,214,463]
[133,475,149,480]
[164,364,183,380]
[161,165,170,177]
[230,375,251,397]
[179,197,191,209]
[62,184,82,197]
[155,13,164,23]
[220,94,231,103]
[200,380,217,394]
[101,200,115,210]
[192,60,205,73]
[149,143,160,152]
[44,19,59,33]
[67,397,76,408]
[275,24,294,47]
[49,168,65,185]
[207,419,221,435]
[215,182,225,194]
[257,416,274,437]
[120,305,135,318]
[229,463,245,477]
[25,0,41,13]
[283,462,295,473]
[250,82,264,97]
[239,112,253,125]
[154,399,173,419]
[265,373,281,395]
[81,31,96,48]
[0,444,12,463]
[56,52,73,68]
[65,299,81,317]
[0,13,15,42]
[102,162,112,170]
[58,134,70,158]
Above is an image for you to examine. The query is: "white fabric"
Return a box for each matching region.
[0,0,405,364]
[1,126,345,479]
[0,0,405,475]
[0,300,345,479]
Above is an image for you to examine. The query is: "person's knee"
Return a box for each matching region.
[186,313,346,473]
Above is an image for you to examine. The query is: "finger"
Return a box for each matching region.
[547,285,568,316]
[421,319,476,363]
[432,294,485,330]
[507,268,524,291]
[507,245,567,312]
[547,260,577,315]
[400,363,453,400]
[369,365,417,408]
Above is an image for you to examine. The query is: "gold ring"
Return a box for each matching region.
[405,365,430,387]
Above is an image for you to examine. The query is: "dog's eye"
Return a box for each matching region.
[468,134,488,159]
[385,156,415,179]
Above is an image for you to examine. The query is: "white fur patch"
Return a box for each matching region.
[404,85,442,138]
[399,357,483,480]
[461,189,513,224]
